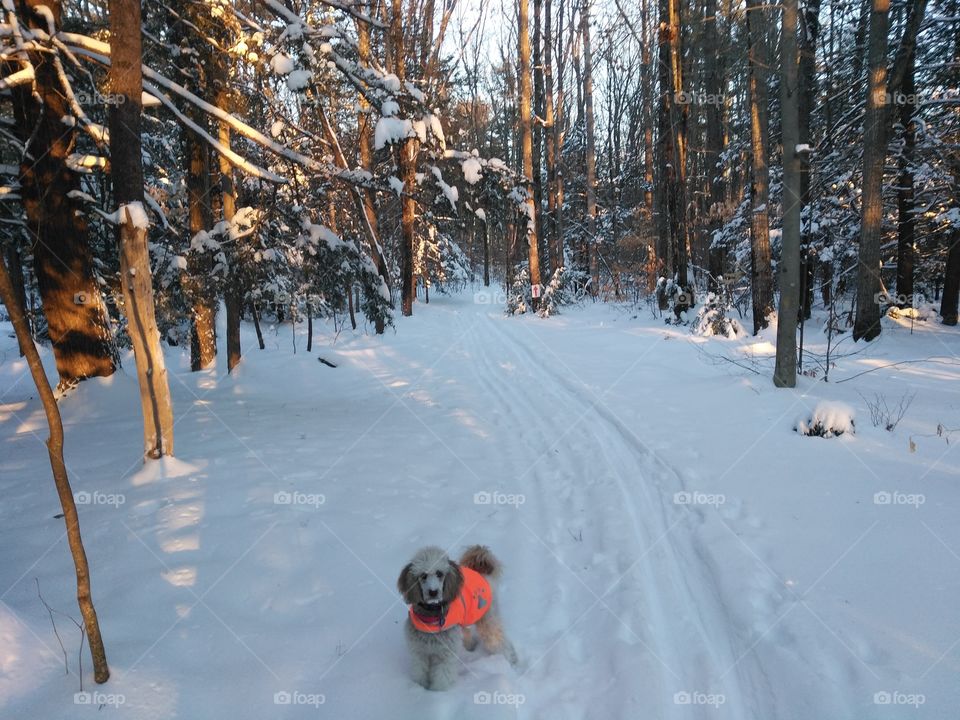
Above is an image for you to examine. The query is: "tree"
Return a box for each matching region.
[8,0,117,388]
[745,0,773,334]
[582,0,599,295]
[0,254,110,684]
[519,0,544,302]
[108,0,175,457]
[852,0,928,340]
[775,0,801,387]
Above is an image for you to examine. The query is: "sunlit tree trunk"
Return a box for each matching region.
[9,0,116,387]
[0,208,110,689]
[108,0,175,458]
[775,0,801,387]
[582,1,599,296]
[519,0,543,302]
[746,0,773,333]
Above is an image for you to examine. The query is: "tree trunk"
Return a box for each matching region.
[10,0,116,387]
[108,0,175,457]
[582,1,599,296]
[357,15,389,333]
[251,303,265,350]
[544,0,558,272]
[746,0,773,333]
[853,0,928,340]
[852,0,892,340]
[519,0,543,302]
[533,0,545,268]
[775,0,801,387]
[798,0,822,318]
[185,132,217,368]
[0,247,110,684]
[896,48,915,305]
[704,0,725,291]
[5,242,29,356]
[217,89,242,373]
[942,236,960,325]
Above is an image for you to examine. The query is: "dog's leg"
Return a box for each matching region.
[462,626,479,652]
[476,615,519,666]
[427,651,458,691]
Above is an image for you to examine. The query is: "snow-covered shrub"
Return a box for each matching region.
[795,401,855,437]
[505,267,531,316]
[692,291,745,338]
[537,265,586,317]
[433,235,471,294]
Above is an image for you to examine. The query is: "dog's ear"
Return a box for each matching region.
[442,561,464,604]
[397,563,421,605]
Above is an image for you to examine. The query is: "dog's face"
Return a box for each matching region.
[398,546,464,607]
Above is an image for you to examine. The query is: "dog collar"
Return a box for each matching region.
[411,604,447,628]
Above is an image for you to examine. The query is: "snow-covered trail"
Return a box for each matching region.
[452,306,762,719]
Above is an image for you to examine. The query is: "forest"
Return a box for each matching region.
[1,0,958,717]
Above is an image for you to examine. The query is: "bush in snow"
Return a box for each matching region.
[691,284,744,338]
[795,401,855,438]
[537,265,587,317]
[505,267,531,316]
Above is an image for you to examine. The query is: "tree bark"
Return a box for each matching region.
[108,0,175,458]
[519,0,543,302]
[896,48,915,305]
[775,0,801,387]
[10,0,116,387]
[544,0,559,272]
[746,0,774,333]
[5,242,29,356]
[853,0,928,340]
[582,1,599,296]
[0,251,110,684]
[217,86,242,373]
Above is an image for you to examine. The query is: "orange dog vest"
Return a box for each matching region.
[408,567,492,632]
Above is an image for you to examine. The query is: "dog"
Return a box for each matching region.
[397,545,518,690]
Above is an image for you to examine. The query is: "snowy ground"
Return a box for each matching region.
[1,291,958,719]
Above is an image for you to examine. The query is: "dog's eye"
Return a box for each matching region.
[419,573,426,581]
[435,571,443,579]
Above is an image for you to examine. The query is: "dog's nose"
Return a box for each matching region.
[428,589,439,598]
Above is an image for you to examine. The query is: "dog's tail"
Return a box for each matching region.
[459,545,502,579]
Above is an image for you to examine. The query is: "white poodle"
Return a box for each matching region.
[397,545,518,690]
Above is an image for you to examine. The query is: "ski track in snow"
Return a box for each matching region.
[459,308,760,719]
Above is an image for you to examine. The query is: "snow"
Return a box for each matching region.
[381,99,399,117]
[462,157,483,185]
[286,70,313,92]
[431,166,458,209]
[474,208,486,221]
[795,400,856,437]
[121,201,150,230]
[387,176,405,196]
[381,73,401,92]
[795,143,813,153]
[269,53,294,75]
[1,295,959,719]
[374,117,412,150]
[270,120,284,138]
